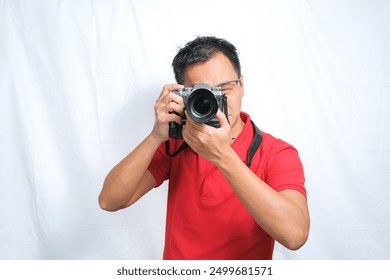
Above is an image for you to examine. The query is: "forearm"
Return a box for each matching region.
[99,133,162,211]
[99,84,185,211]
[214,148,309,250]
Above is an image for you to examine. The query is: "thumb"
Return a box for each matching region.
[216,109,230,127]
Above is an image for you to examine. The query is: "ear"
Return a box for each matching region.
[239,75,245,97]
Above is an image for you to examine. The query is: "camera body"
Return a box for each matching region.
[169,83,228,139]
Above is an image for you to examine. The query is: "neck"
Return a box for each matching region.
[231,118,245,141]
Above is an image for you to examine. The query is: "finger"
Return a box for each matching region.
[215,109,230,127]
[183,111,201,129]
[166,91,185,106]
[158,84,185,101]
[163,83,185,93]
[167,102,185,116]
[182,117,197,143]
[168,113,183,125]
[155,107,183,125]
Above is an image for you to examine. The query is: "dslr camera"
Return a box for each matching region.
[169,83,228,139]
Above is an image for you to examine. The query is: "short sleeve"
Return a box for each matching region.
[265,141,306,197]
[148,143,171,187]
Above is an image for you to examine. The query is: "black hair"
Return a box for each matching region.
[172,36,241,84]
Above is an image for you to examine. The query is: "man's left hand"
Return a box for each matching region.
[182,109,232,163]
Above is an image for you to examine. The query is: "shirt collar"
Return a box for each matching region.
[232,112,255,163]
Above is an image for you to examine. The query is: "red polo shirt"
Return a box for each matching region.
[148,112,306,260]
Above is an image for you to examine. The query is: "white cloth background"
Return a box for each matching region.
[1,0,389,260]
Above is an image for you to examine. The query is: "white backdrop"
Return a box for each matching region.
[1,0,389,260]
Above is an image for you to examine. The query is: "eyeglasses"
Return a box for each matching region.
[186,79,241,93]
[214,79,241,93]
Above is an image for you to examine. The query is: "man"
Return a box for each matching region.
[99,36,310,259]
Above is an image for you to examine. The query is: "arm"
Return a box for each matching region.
[98,134,162,211]
[98,84,184,211]
[214,149,309,250]
[182,111,310,250]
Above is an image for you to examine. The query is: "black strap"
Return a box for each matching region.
[247,120,262,168]
[165,140,189,157]
[165,120,262,168]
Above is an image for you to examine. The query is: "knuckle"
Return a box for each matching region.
[156,112,165,123]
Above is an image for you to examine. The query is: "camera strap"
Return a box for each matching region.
[247,120,262,168]
[164,140,189,158]
[164,120,262,168]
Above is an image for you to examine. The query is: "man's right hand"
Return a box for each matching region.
[151,84,185,142]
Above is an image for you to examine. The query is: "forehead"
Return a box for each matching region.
[183,52,237,86]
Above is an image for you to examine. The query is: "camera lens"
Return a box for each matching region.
[193,97,212,115]
[187,88,218,123]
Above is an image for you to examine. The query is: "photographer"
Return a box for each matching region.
[98,36,310,259]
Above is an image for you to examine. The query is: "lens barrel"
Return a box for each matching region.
[187,88,218,123]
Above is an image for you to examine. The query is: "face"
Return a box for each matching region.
[183,52,244,132]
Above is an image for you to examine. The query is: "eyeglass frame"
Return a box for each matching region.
[212,78,242,92]
[184,78,242,92]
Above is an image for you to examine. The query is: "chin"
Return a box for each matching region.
[228,115,237,125]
